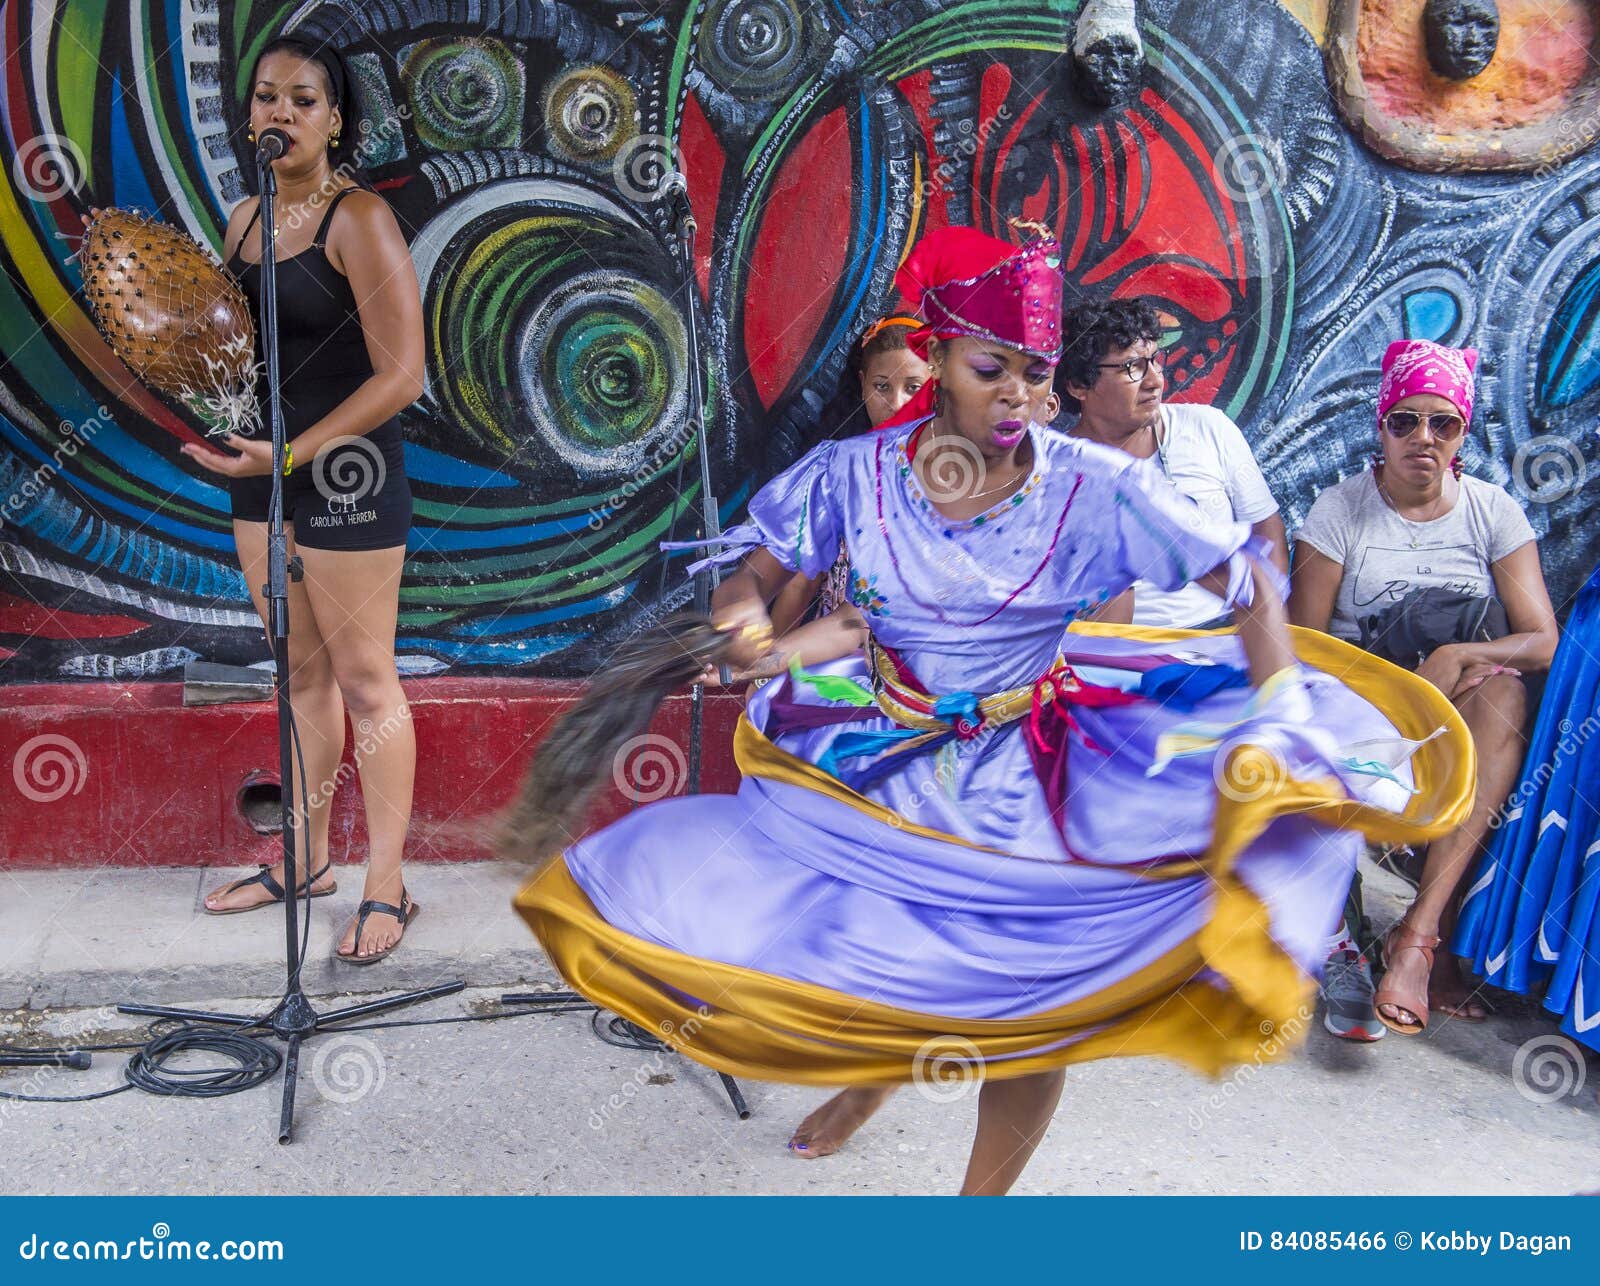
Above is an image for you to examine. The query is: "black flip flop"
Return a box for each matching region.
[204,862,336,915]
[336,888,419,965]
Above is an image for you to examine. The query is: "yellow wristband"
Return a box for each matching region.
[282,445,294,477]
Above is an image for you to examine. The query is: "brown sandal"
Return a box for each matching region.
[1375,922,1440,1035]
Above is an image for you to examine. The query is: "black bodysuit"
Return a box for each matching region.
[226,186,412,551]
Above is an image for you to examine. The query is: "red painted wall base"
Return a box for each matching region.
[0,678,745,870]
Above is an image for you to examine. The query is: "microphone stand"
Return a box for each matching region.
[118,134,463,1143]
[506,178,749,1121]
[673,190,748,1120]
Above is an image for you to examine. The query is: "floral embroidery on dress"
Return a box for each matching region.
[850,568,891,617]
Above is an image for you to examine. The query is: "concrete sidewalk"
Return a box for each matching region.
[1,859,1596,1195]
[0,861,556,1010]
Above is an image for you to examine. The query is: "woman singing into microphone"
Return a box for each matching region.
[185,36,426,964]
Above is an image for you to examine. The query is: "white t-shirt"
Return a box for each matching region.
[1294,471,1538,643]
[1128,404,1279,628]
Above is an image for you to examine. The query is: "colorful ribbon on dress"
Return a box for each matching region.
[779,639,1221,790]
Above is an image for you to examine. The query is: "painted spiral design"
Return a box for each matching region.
[697,0,812,100]
[545,66,637,164]
[421,187,689,477]
[400,37,523,151]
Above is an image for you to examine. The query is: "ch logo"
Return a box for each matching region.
[330,492,357,515]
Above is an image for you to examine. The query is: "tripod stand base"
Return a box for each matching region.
[119,980,465,1142]
[512,1000,752,1122]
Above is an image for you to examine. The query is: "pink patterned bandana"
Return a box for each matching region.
[1377,339,1477,426]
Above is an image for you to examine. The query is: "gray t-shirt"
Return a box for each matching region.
[1294,471,1537,642]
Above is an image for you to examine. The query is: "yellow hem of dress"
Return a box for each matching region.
[518,858,1315,1085]
[512,625,1476,1085]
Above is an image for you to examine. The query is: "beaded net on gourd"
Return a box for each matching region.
[78,208,261,438]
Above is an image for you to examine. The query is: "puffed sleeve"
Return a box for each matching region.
[661,440,845,578]
[1109,457,1278,608]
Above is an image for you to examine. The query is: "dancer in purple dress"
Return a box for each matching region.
[515,225,1472,1194]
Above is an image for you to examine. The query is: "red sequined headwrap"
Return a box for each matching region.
[896,225,1065,361]
[877,225,1065,433]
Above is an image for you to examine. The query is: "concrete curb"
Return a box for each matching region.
[0,861,564,1011]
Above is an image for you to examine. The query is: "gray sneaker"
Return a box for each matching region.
[1320,946,1385,1042]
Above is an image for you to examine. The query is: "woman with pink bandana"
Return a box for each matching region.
[1292,340,1559,1036]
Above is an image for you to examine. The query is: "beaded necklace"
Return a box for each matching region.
[875,418,1079,627]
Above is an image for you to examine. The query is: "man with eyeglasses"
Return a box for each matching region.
[1056,297,1287,626]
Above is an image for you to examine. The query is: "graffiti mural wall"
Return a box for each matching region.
[1,0,1596,681]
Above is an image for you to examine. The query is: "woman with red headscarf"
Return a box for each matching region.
[516,229,1473,1193]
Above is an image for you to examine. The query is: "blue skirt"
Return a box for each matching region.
[1454,561,1600,1052]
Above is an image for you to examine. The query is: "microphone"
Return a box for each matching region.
[656,171,694,211]
[255,128,292,163]
[658,170,695,236]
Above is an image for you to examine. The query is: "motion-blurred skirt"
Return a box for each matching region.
[517,625,1473,1084]
[1455,562,1600,1053]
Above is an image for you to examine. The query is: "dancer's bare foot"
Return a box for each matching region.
[787,1086,894,1158]
[335,880,411,960]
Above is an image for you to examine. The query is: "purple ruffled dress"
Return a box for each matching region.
[557,420,1426,1027]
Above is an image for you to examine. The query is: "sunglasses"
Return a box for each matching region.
[1382,410,1465,441]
